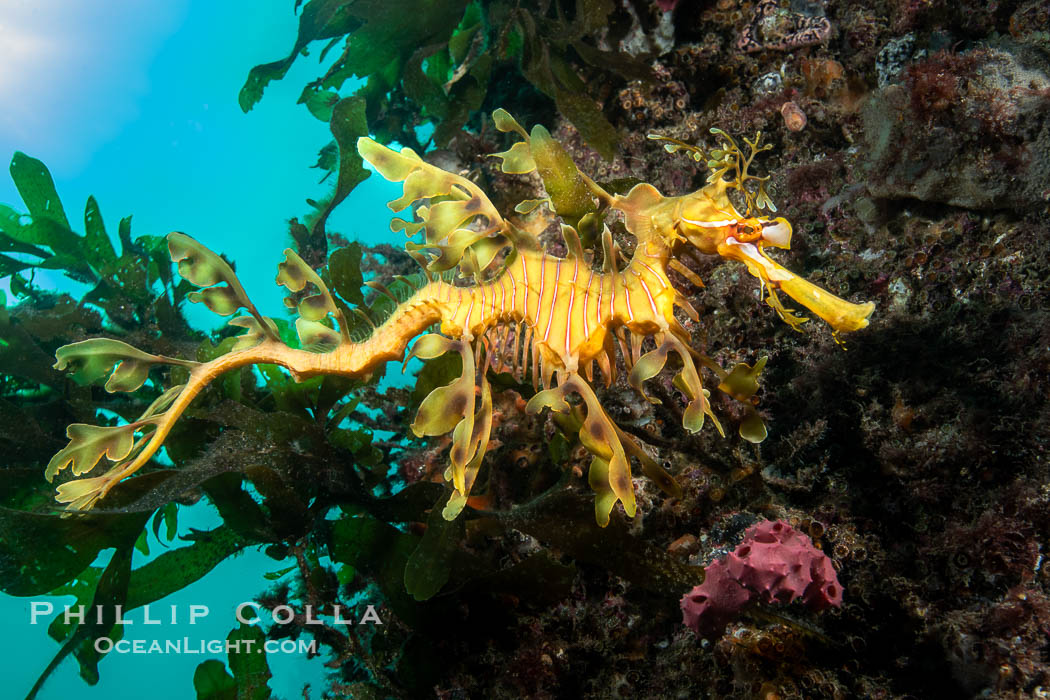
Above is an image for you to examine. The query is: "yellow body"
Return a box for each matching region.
[47,113,873,526]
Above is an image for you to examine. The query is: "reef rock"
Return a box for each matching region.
[861,45,1050,212]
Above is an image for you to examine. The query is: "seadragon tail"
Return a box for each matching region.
[49,341,333,510]
[46,233,450,511]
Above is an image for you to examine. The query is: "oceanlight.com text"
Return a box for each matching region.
[93,637,318,655]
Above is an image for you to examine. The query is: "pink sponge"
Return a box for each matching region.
[680,520,843,638]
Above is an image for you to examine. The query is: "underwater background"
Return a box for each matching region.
[1,0,1048,699]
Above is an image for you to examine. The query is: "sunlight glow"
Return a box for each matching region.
[0,0,187,175]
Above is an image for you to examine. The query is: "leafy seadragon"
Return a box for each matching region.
[45,110,874,526]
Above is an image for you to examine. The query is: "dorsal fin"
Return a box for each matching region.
[365,280,399,304]
[351,307,376,331]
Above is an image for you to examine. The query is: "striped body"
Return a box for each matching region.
[434,240,675,377]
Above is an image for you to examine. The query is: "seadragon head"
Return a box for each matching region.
[620,129,874,340]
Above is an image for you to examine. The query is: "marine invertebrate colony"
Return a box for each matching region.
[736,0,832,53]
[680,520,843,639]
[45,110,873,526]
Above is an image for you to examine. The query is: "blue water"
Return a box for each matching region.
[0,2,401,697]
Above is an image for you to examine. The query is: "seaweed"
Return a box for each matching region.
[9,0,1049,694]
[241,0,652,186]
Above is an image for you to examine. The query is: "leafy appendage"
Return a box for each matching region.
[526,374,638,527]
[647,130,777,217]
[406,334,494,517]
[444,371,492,520]
[167,233,278,343]
[628,334,726,438]
[490,112,601,238]
[706,129,777,216]
[47,233,342,513]
[627,342,670,405]
[45,424,136,481]
[295,318,342,353]
[46,235,307,512]
[491,109,537,174]
[492,108,529,140]
[46,384,183,507]
[357,137,509,275]
[54,469,126,511]
[717,357,769,443]
[275,248,350,347]
[227,316,280,352]
[739,411,768,444]
[718,357,768,402]
[514,198,551,215]
[528,124,598,229]
[54,338,195,393]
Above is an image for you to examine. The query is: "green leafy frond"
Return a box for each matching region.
[242,1,639,165]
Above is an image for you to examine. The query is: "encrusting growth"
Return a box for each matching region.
[46,110,874,526]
